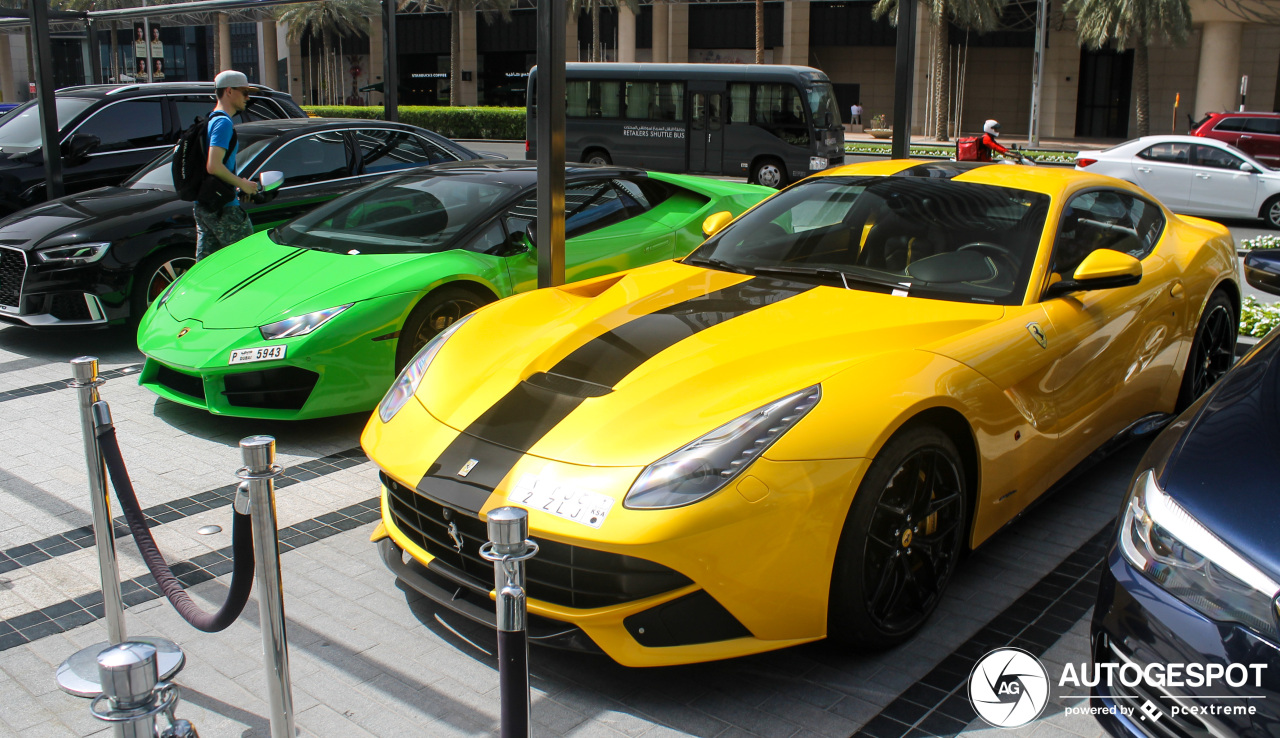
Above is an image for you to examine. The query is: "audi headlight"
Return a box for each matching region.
[36,242,110,265]
[259,304,352,340]
[1120,469,1280,640]
[625,386,821,510]
[377,313,474,424]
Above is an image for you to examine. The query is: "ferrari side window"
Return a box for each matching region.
[1049,190,1164,282]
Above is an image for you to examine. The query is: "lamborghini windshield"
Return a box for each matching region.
[273,172,518,254]
[686,173,1050,305]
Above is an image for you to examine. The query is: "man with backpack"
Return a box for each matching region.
[193,70,259,260]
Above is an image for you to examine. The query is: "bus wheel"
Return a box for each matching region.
[751,158,787,188]
[584,149,612,165]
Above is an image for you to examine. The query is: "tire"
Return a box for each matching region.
[1175,290,1237,411]
[131,246,196,321]
[583,149,612,166]
[394,286,490,372]
[750,157,788,189]
[828,425,967,650]
[1262,196,1280,230]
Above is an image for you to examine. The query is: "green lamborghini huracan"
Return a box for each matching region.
[136,161,771,419]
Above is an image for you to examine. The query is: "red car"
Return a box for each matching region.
[1191,111,1280,167]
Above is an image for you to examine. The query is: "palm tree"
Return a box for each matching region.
[754,0,763,63]
[873,0,1008,141]
[1063,0,1191,136]
[399,0,513,106]
[277,0,377,105]
[568,0,638,62]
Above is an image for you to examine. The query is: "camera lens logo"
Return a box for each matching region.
[968,648,1050,728]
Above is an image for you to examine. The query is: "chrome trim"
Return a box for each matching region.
[85,144,173,158]
[0,245,27,312]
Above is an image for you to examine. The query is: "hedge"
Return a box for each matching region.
[302,105,525,140]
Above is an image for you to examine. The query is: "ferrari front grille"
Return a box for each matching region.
[382,472,692,609]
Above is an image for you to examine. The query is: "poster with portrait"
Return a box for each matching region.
[133,25,165,81]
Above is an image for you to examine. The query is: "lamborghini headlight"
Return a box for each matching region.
[377,313,474,424]
[624,386,821,510]
[1120,469,1280,640]
[36,242,110,265]
[259,304,352,340]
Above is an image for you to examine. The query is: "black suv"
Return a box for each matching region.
[0,82,306,217]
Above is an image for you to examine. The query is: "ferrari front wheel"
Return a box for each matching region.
[395,286,489,373]
[828,425,967,650]
[1176,290,1236,411]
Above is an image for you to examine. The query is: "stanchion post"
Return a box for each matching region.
[91,642,194,738]
[239,436,295,738]
[482,507,539,738]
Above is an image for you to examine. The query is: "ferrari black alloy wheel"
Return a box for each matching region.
[830,425,967,650]
[1177,291,1237,410]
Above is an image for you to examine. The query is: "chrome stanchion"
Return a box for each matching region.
[480,507,539,738]
[90,642,197,738]
[58,358,182,697]
[238,436,295,738]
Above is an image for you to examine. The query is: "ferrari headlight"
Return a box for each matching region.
[625,386,821,510]
[36,242,110,265]
[377,313,474,424]
[1120,469,1280,640]
[259,304,352,340]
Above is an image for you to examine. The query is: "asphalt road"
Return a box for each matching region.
[463,141,1278,304]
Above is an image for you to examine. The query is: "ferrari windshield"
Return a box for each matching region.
[274,172,518,254]
[686,174,1050,305]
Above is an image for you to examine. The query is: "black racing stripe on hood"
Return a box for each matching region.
[548,276,813,388]
[217,248,307,303]
[412,276,812,514]
[891,161,1000,179]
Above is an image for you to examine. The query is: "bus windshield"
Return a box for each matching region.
[806,82,842,129]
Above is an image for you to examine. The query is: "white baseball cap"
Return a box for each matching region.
[214,70,250,89]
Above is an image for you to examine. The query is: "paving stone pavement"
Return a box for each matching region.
[0,323,1118,737]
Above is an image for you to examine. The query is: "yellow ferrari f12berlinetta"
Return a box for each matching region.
[364,159,1240,667]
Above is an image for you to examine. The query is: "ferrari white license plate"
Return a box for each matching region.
[228,345,286,365]
[508,474,614,529]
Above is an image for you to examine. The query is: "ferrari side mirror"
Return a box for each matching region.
[1045,249,1142,299]
[702,211,734,238]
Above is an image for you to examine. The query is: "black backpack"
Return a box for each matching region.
[172,111,236,203]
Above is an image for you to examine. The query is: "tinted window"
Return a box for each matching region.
[463,219,510,255]
[689,175,1050,306]
[503,179,638,238]
[77,100,167,152]
[1214,117,1248,132]
[356,129,456,174]
[259,132,351,186]
[566,80,622,119]
[728,83,751,124]
[1137,142,1189,163]
[1242,117,1280,135]
[624,81,683,121]
[1049,190,1165,281]
[755,83,809,146]
[243,98,288,121]
[1195,144,1247,170]
[0,98,94,147]
[173,97,213,130]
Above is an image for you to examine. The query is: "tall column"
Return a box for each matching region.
[460,2,478,105]
[0,34,13,103]
[566,9,579,62]
[286,31,304,104]
[651,0,668,63]
[779,0,810,66]
[667,2,687,63]
[1194,21,1244,116]
[618,3,636,63]
[217,13,231,73]
[367,15,383,106]
[260,20,278,89]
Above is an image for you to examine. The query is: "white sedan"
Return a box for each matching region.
[1076,135,1280,228]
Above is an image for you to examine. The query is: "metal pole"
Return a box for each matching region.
[96,643,160,738]
[890,0,917,159]
[383,0,398,122]
[29,0,64,200]
[1028,0,1046,147]
[240,436,295,738]
[142,1,154,84]
[536,0,566,288]
[88,19,103,84]
[482,507,538,738]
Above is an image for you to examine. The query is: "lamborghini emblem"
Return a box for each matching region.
[1026,322,1047,349]
[177,327,189,338]
[457,458,478,477]
[446,521,464,553]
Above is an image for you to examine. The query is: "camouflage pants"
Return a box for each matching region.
[194,203,253,261]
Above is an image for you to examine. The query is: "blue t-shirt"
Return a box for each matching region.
[207,111,238,205]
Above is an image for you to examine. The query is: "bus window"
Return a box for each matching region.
[755,83,809,146]
[728,83,751,124]
[567,80,590,117]
[567,80,622,119]
[625,81,685,121]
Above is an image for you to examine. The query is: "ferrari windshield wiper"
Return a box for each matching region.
[682,255,752,274]
[749,265,908,292]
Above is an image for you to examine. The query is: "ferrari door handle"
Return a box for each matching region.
[1136,167,1152,173]
[1169,282,1185,299]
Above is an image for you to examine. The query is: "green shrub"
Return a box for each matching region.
[1241,296,1280,338]
[302,105,526,139]
[1238,233,1280,251]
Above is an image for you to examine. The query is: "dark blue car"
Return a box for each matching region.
[1091,250,1280,738]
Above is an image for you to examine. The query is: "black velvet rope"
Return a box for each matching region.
[96,424,255,632]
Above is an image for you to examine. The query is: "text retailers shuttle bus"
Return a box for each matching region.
[526,63,846,187]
